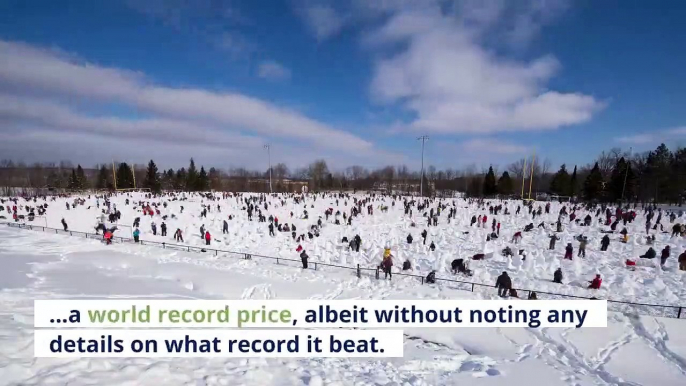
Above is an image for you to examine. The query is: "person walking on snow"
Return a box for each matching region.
[382,252,393,280]
[300,249,309,269]
[204,231,211,245]
[223,220,228,234]
[133,228,140,243]
[174,228,184,242]
[549,234,559,250]
[564,243,573,260]
[578,237,587,258]
[61,218,68,231]
[661,245,670,266]
[161,222,167,236]
[600,235,610,251]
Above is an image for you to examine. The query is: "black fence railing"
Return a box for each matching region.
[4,221,684,320]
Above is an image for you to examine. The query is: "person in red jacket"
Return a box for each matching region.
[104,230,113,245]
[205,231,211,245]
[588,274,602,289]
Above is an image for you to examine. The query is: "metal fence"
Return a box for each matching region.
[4,221,684,320]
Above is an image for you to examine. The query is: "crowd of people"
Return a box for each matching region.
[3,190,686,303]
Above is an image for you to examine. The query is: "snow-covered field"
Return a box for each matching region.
[1,192,685,385]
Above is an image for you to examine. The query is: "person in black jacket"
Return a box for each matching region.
[640,247,656,259]
[300,250,309,269]
[600,235,610,251]
[661,246,670,266]
[61,218,68,231]
[407,234,413,244]
[553,268,563,283]
[426,270,436,284]
[495,271,512,297]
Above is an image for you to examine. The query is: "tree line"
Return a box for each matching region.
[0,143,684,203]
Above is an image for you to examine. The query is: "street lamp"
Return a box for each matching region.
[417,135,429,197]
[621,146,633,203]
[264,144,272,193]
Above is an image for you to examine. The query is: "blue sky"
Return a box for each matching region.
[1,0,685,172]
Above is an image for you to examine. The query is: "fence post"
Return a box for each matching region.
[375,267,379,280]
[277,258,280,264]
[69,231,72,236]
[163,242,165,249]
[357,264,360,278]
[679,307,683,319]
[55,229,57,234]
[314,262,317,270]
[471,283,474,292]
[188,246,190,252]
[421,276,424,285]
[215,249,217,256]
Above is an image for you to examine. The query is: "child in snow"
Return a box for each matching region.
[564,243,573,260]
[588,274,602,289]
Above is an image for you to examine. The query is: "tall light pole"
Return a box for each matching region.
[621,146,633,203]
[417,135,429,197]
[264,144,272,193]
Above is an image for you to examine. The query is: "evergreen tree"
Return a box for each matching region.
[175,168,187,190]
[549,164,570,196]
[186,158,198,191]
[197,166,209,191]
[116,162,135,189]
[76,165,87,189]
[161,168,175,190]
[67,169,78,189]
[569,166,577,197]
[497,171,514,195]
[208,167,222,191]
[583,162,604,201]
[95,165,113,190]
[143,160,161,193]
[482,166,497,196]
[607,157,636,202]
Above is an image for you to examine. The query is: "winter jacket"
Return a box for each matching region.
[553,269,563,283]
[589,277,602,289]
[495,273,512,289]
[641,248,656,259]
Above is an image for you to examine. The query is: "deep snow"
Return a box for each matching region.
[1,192,686,385]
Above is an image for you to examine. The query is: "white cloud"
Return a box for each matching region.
[257,61,292,81]
[300,4,345,41]
[367,5,604,135]
[0,40,372,153]
[616,127,686,146]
